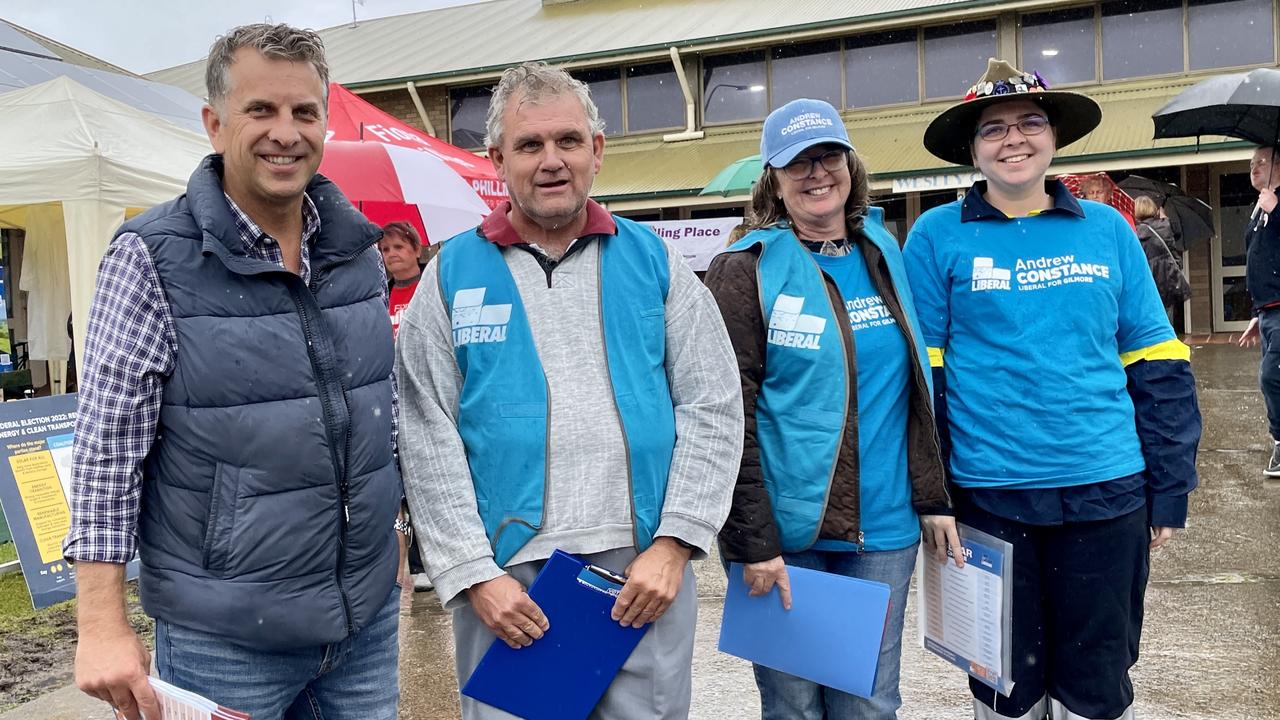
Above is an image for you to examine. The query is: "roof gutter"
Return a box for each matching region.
[662,46,704,143]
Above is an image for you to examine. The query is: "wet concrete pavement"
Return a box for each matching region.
[396,343,1279,720]
[7,343,1277,720]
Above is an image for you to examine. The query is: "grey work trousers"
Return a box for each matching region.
[452,546,698,719]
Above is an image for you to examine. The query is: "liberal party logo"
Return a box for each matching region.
[767,294,827,350]
[970,257,1011,292]
[451,288,512,345]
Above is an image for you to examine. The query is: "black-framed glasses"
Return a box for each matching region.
[781,149,848,180]
[975,115,1050,143]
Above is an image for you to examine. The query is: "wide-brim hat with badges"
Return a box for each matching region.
[923,58,1102,167]
[760,98,854,169]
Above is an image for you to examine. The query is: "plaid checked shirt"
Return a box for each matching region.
[63,193,397,564]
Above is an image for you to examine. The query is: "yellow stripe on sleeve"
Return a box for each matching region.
[927,347,945,368]
[1119,338,1191,366]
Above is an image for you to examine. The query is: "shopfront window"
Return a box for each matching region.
[1188,0,1274,70]
[1219,171,1253,323]
[626,63,685,133]
[573,67,623,137]
[771,40,842,110]
[1101,0,1183,80]
[448,83,494,149]
[923,21,998,100]
[702,50,768,124]
[1020,7,1097,85]
[845,30,919,108]
[872,195,908,243]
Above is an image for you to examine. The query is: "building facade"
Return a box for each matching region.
[148,0,1280,334]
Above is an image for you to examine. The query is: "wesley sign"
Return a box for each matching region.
[891,172,984,194]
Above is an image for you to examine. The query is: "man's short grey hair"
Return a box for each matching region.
[484,61,604,148]
[206,23,330,111]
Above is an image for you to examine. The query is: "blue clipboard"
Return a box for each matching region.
[461,549,649,719]
[718,562,891,699]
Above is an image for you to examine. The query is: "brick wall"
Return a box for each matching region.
[421,86,449,139]
[360,86,453,140]
[362,88,428,134]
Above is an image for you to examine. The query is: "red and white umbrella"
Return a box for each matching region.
[326,83,506,209]
[319,140,492,244]
[1057,172,1136,225]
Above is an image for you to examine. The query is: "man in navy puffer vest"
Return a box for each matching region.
[64,24,402,720]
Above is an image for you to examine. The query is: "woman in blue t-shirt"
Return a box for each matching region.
[705,98,959,720]
[903,59,1201,720]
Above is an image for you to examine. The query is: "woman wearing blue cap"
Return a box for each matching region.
[903,59,1201,720]
[705,98,960,719]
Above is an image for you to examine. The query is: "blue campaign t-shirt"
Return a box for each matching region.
[808,250,920,552]
[902,182,1177,489]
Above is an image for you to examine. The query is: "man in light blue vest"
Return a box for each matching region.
[65,24,402,720]
[397,62,743,719]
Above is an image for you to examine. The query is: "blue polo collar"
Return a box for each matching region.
[960,179,1085,222]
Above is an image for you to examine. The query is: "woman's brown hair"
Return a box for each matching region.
[744,149,870,236]
[381,221,422,249]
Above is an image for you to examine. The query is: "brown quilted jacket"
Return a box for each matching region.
[705,234,950,564]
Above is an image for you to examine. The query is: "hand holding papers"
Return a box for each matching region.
[147,678,250,720]
[718,562,891,699]
[462,550,649,720]
[917,522,1014,694]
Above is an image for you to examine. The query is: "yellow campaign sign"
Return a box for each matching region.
[9,449,70,565]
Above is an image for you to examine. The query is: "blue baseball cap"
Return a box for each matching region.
[760,99,854,169]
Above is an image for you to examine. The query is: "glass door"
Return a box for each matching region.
[1213,163,1253,331]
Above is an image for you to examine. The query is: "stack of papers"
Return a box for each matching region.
[148,678,251,720]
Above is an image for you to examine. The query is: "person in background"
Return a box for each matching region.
[380,220,426,339]
[705,98,958,720]
[65,24,402,720]
[1133,195,1191,314]
[1078,174,1136,228]
[396,61,743,719]
[1237,145,1280,477]
[905,58,1200,720]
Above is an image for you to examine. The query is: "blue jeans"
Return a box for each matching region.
[749,543,918,720]
[155,583,400,720]
[1259,308,1280,439]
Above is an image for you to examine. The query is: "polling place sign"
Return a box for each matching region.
[0,394,137,608]
[641,217,742,271]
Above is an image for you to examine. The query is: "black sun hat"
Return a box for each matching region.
[923,58,1102,167]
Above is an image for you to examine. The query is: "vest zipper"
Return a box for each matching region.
[292,272,355,636]
[595,244,638,550]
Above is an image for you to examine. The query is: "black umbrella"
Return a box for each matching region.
[1153,68,1280,145]
[1118,175,1214,251]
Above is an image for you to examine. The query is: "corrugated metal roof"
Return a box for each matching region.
[591,77,1222,199]
[3,21,139,76]
[146,0,992,95]
[0,20,204,132]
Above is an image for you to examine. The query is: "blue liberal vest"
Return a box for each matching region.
[127,155,401,650]
[724,207,932,551]
[436,217,676,566]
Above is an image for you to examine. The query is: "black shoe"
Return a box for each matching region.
[1266,442,1280,477]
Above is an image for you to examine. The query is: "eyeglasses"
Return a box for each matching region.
[975,115,1050,143]
[781,150,848,180]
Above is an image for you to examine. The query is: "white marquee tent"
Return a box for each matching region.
[0,76,209,379]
